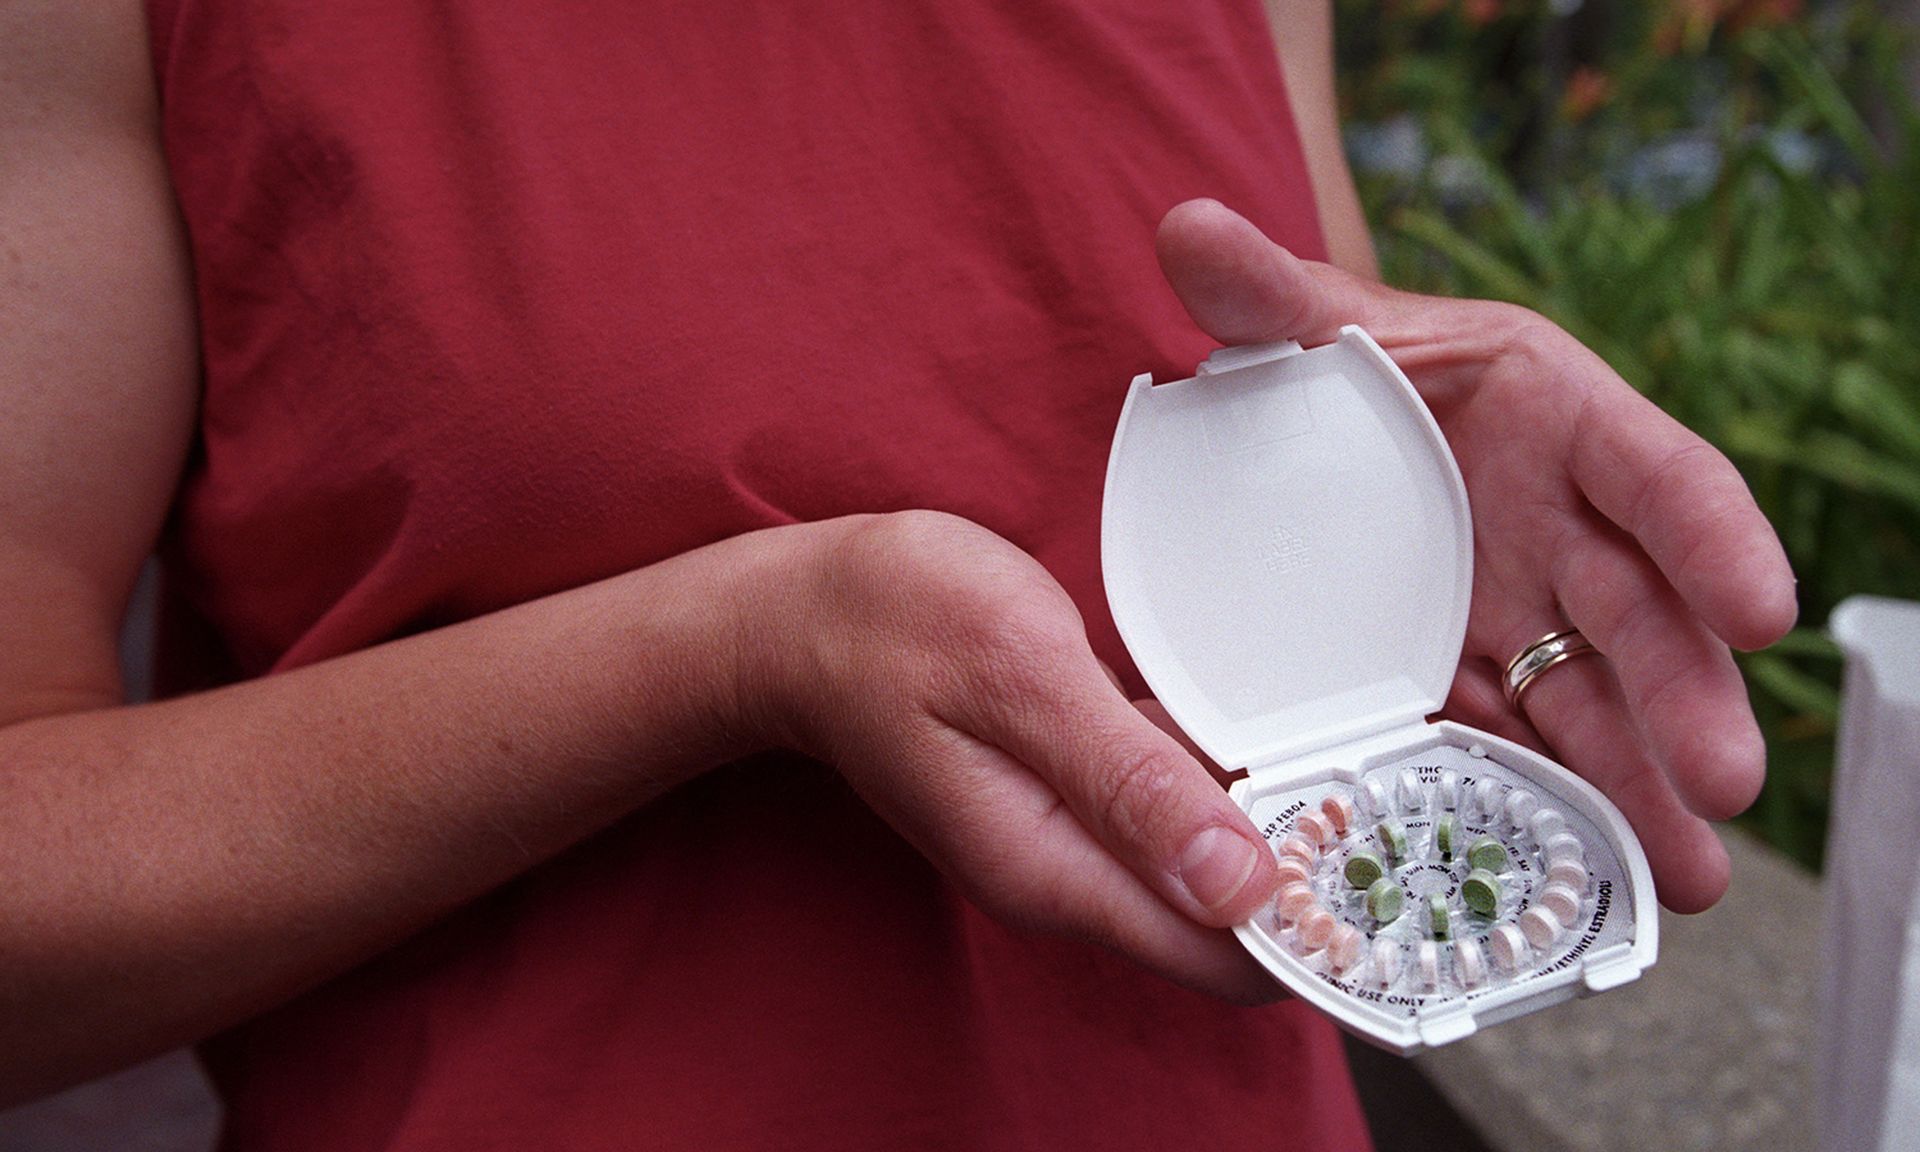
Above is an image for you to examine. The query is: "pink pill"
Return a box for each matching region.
[1547,859,1589,892]
[1276,882,1318,923]
[1520,905,1562,950]
[1298,907,1337,951]
[1328,923,1366,972]
[1277,836,1318,865]
[1489,923,1528,971]
[1418,941,1440,989]
[1296,811,1335,847]
[1274,857,1313,889]
[1454,937,1487,988]
[1321,793,1357,835]
[1539,883,1582,928]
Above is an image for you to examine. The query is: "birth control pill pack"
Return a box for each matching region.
[1101,328,1658,1054]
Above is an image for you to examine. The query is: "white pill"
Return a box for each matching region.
[1520,906,1562,950]
[1543,831,1585,867]
[1372,938,1400,987]
[1489,923,1529,971]
[1359,778,1390,817]
[1419,941,1440,990]
[1328,923,1366,972]
[1468,743,1488,759]
[1547,859,1589,892]
[1473,777,1502,817]
[1296,810,1335,847]
[1539,882,1582,928]
[1528,808,1567,842]
[1398,769,1425,811]
[1454,937,1487,988]
[1503,789,1538,827]
[1321,793,1357,835]
[1438,770,1460,810]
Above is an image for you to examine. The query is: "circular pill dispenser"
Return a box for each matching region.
[1103,330,1658,1055]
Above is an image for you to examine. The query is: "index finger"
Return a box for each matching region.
[1552,338,1798,650]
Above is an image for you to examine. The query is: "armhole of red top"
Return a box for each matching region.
[144,0,183,107]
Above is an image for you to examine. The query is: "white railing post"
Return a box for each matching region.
[1824,595,1920,1152]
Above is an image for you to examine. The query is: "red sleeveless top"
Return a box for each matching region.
[147,2,1372,1148]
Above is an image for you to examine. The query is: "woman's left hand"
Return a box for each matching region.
[1155,199,1797,913]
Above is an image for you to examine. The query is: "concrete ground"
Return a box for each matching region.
[1414,826,1818,1152]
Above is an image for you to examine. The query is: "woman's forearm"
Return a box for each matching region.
[0,524,801,1105]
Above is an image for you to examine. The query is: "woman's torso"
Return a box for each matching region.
[148,2,1371,1146]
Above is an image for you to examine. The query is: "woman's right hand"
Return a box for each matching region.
[744,511,1284,1002]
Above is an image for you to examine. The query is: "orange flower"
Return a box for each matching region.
[1726,0,1803,30]
[1461,0,1501,26]
[1653,0,1805,53]
[1561,65,1613,121]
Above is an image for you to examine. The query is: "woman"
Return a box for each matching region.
[0,2,1792,1146]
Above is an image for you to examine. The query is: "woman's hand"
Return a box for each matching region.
[750,511,1284,1001]
[1156,199,1797,913]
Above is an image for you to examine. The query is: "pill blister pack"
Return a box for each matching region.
[1238,735,1640,1037]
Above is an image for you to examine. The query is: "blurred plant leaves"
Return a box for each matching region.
[1339,0,1919,870]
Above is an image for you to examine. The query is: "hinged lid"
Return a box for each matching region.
[1101,326,1472,772]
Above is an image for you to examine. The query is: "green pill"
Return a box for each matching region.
[1462,868,1501,917]
[1435,814,1462,861]
[1467,835,1509,874]
[1345,849,1385,890]
[1376,819,1410,864]
[1366,878,1404,925]
[1427,893,1451,940]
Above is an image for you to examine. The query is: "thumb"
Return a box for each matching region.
[1155,199,1380,347]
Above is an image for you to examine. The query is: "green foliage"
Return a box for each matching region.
[1340,0,1920,870]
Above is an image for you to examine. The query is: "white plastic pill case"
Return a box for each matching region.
[1101,328,1659,1054]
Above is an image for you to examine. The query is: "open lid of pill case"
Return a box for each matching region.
[1102,328,1658,1054]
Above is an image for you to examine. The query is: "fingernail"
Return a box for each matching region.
[1177,826,1261,914]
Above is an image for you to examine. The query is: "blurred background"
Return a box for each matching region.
[1332,2,1916,1147]
[1336,0,1917,873]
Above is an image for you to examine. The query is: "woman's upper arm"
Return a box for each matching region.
[0,1,199,720]
[1261,0,1379,279]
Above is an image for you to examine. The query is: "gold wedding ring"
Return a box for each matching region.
[1503,629,1599,710]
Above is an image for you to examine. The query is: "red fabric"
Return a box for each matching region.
[146,2,1373,1148]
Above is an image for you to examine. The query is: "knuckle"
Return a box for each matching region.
[1624,440,1725,541]
[953,600,1078,700]
[835,509,978,591]
[1548,532,1650,651]
[1088,739,1186,851]
[952,817,1077,932]
[1494,304,1565,363]
[868,507,982,554]
[1624,648,1698,729]
[837,510,1073,636]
